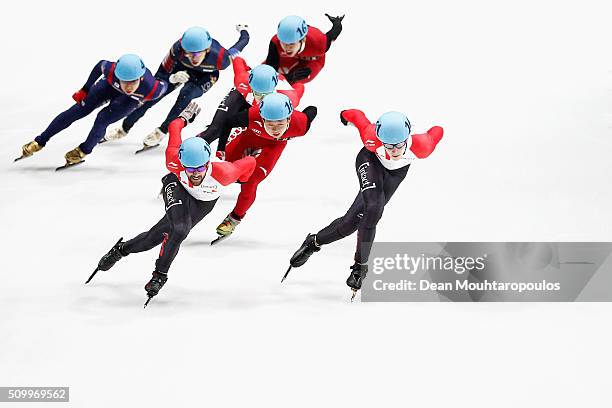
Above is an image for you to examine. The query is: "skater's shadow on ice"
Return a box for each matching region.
[10,165,121,175]
[76,280,343,312]
[182,239,262,248]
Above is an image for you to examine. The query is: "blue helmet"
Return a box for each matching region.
[260,93,293,121]
[277,15,308,44]
[249,65,279,94]
[178,137,211,168]
[181,26,212,52]
[375,112,412,144]
[115,54,146,81]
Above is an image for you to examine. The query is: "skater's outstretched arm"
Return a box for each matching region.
[340,109,381,151]
[232,56,250,88]
[165,102,202,172]
[410,126,444,159]
[218,27,250,70]
[166,118,186,172]
[301,106,318,132]
[211,157,256,186]
[324,14,344,50]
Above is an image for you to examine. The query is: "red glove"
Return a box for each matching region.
[216,151,226,161]
[72,89,87,104]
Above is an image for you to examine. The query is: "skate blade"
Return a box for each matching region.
[144,296,153,308]
[281,265,292,283]
[211,234,232,246]
[98,138,108,144]
[350,289,358,302]
[135,144,159,155]
[13,155,30,162]
[55,160,85,171]
[85,267,100,284]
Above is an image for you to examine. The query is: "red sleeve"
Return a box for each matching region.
[341,109,381,152]
[410,126,444,159]
[304,27,328,56]
[166,118,186,172]
[211,157,256,186]
[285,111,310,138]
[232,56,251,93]
[291,83,305,106]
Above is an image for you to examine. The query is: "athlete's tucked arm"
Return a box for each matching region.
[149,79,169,101]
[81,60,109,92]
[216,110,250,152]
[211,157,256,186]
[324,14,344,50]
[302,106,318,131]
[158,44,180,81]
[264,41,280,71]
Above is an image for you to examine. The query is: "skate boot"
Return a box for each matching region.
[64,146,87,164]
[144,271,168,307]
[15,141,43,162]
[281,234,322,282]
[143,127,166,147]
[216,213,241,237]
[85,238,127,284]
[22,141,43,157]
[290,234,321,267]
[104,125,128,142]
[98,238,127,271]
[347,262,368,301]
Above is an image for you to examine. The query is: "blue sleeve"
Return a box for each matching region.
[82,60,108,91]
[218,30,250,70]
[152,80,169,100]
[231,30,250,52]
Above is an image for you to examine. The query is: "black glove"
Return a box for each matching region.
[285,67,311,83]
[325,13,345,25]
[339,110,348,126]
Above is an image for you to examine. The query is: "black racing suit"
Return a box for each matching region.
[316,147,409,263]
[121,173,217,274]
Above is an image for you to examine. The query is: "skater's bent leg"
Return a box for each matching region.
[316,193,364,245]
[35,82,114,146]
[34,103,97,146]
[152,173,194,274]
[351,148,386,263]
[121,83,175,132]
[122,215,170,254]
[198,88,250,143]
[354,188,386,263]
[232,171,264,219]
[79,97,139,154]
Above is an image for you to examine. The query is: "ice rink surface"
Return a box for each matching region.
[1,0,611,406]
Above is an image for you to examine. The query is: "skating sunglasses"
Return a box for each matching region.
[186,49,210,57]
[252,90,273,98]
[383,140,408,150]
[184,165,207,174]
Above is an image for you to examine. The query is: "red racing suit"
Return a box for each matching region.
[220,105,315,218]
